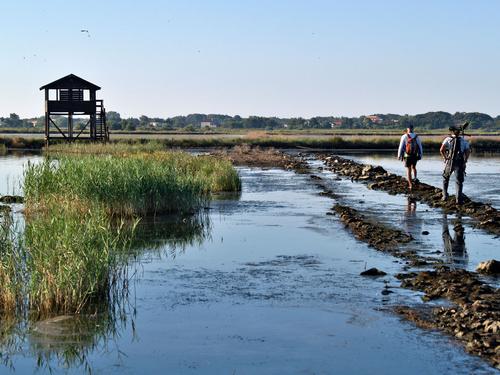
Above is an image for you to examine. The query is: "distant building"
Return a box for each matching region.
[201,121,216,128]
[331,119,343,128]
[366,115,383,124]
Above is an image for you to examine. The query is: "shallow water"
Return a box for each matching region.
[0,153,42,196]
[308,157,500,277]
[0,154,498,374]
[346,153,500,208]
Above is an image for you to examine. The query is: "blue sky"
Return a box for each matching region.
[1,0,499,118]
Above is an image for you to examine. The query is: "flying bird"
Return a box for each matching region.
[80,29,91,37]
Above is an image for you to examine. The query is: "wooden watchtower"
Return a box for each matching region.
[40,74,108,146]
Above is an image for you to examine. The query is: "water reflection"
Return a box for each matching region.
[402,196,423,235]
[0,304,133,373]
[129,212,212,259]
[442,214,468,267]
[0,211,212,373]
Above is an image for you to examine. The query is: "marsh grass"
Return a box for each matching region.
[23,201,136,315]
[0,214,23,312]
[7,144,239,315]
[24,150,240,216]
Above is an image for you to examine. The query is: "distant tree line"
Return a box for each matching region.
[1,111,499,131]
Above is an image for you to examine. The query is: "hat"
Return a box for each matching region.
[449,125,460,132]
[407,124,414,130]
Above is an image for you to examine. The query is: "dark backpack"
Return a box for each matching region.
[405,134,419,157]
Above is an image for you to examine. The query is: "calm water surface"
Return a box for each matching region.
[0,154,498,374]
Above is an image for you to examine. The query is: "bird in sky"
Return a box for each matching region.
[80,29,91,37]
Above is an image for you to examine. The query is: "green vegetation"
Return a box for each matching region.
[1,133,500,152]
[0,144,240,316]
[24,202,134,314]
[0,215,22,312]
[3,110,500,132]
[25,148,240,216]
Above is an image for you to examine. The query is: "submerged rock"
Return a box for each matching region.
[476,260,500,275]
[0,195,24,204]
[360,268,387,276]
[0,204,11,213]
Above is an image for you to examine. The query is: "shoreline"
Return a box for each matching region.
[1,135,500,152]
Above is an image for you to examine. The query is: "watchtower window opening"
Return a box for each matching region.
[48,89,57,100]
[83,89,90,101]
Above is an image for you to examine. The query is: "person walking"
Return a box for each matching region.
[440,125,471,204]
[397,125,423,191]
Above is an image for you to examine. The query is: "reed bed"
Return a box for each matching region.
[23,200,135,314]
[1,144,239,315]
[1,135,500,152]
[0,215,23,312]
[24,150,240,216]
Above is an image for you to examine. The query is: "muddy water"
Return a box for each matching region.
[0,155,498,374]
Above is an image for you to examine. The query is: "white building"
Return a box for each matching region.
[201,121,217,128]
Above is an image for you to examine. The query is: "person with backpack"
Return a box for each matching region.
[397,125,423,191]
[440,125,471,204]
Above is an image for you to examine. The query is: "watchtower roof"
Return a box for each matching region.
[40,74,101,91]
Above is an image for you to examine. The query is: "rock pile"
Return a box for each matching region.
[332,204,413,252]
[476,260,500,275]
[396,268,500,369]
[318,154,500,235]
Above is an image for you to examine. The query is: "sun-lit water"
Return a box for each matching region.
[0,153,498,374]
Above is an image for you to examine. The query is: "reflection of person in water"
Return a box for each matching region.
[402,197,422,235]
[442,213,468,267]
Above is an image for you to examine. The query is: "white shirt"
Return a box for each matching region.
[397,132,423,159]
[442,136,470,153]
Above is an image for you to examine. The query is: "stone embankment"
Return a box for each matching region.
[332,204,413,252]
[396,268,500,369]
[317,154,500,235]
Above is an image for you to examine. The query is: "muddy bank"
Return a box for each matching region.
[395,268,500,369]
[318,154,500,236]
[212,145,309,172]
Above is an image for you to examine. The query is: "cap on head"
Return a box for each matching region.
[449,125,460,133]
[407,125,414,131]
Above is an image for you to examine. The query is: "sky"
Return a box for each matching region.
[1,0,500,119]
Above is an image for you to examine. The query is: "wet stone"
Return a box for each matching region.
[317,154,500,236]
[0,195,24,204]
[476,260,500,275]
[360,268,387,276]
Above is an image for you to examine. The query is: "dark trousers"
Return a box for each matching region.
[443,165,465,202]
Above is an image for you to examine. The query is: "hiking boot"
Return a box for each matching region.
[442,193,448,201]
[413,178,420,184]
